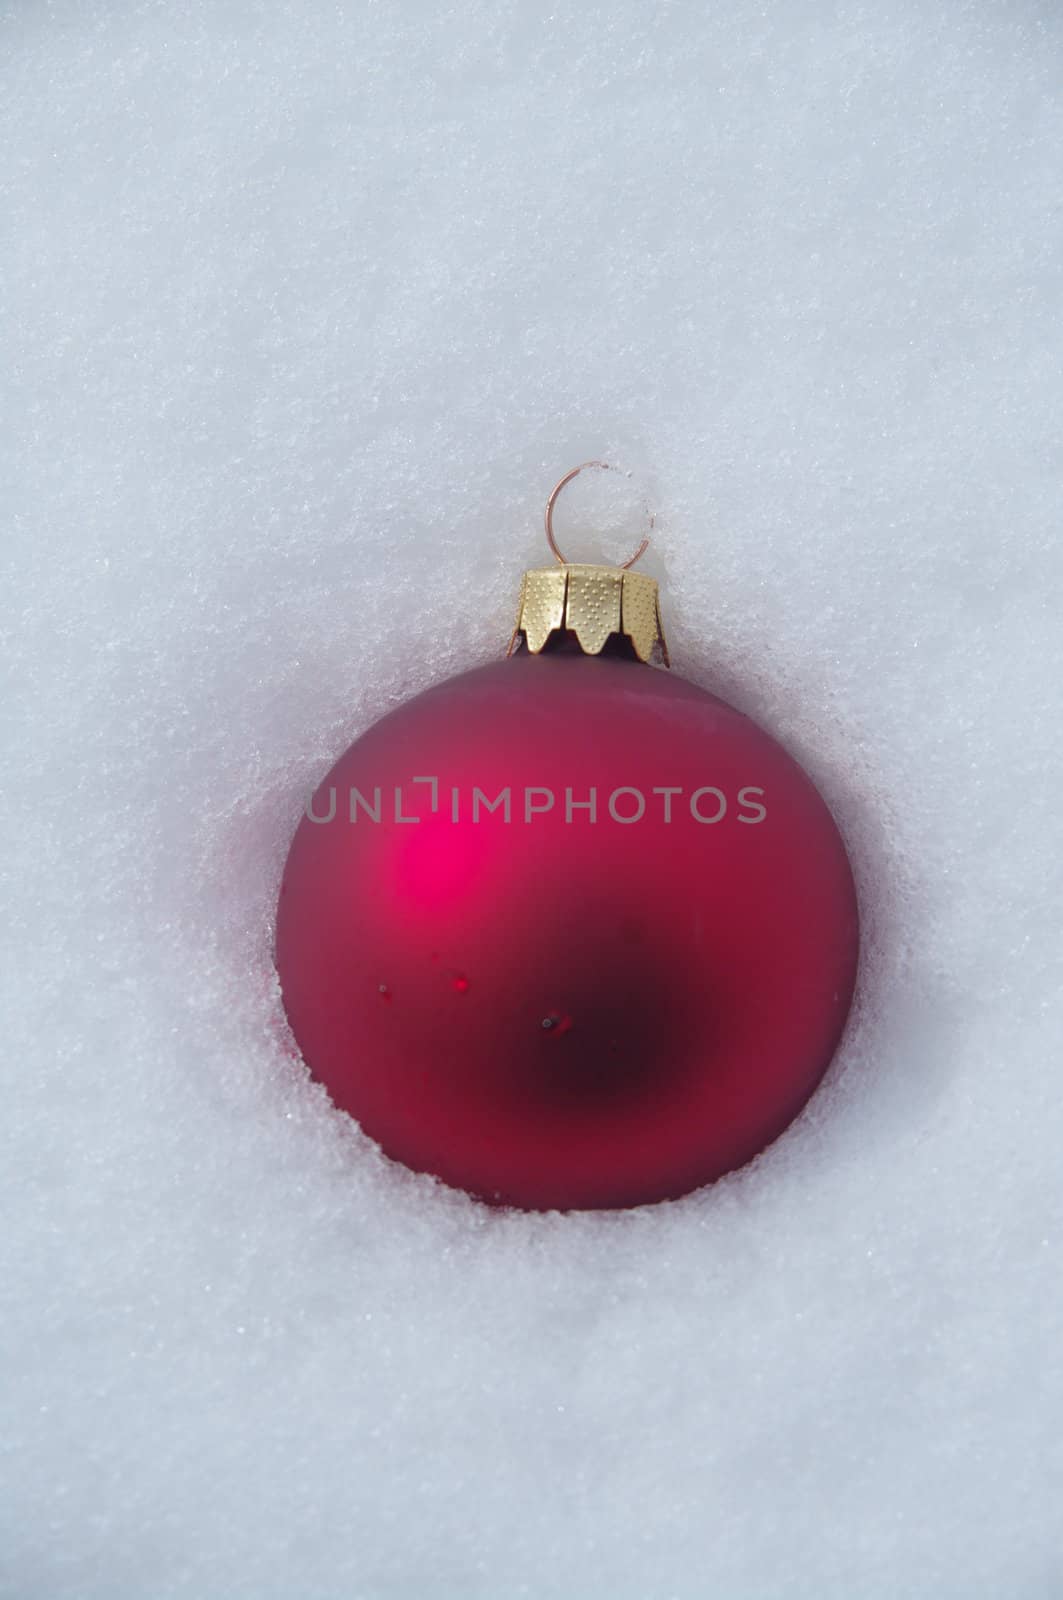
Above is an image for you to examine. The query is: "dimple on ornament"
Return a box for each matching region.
[275,464,859,1210]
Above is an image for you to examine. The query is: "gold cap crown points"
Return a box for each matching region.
[509,563,670,667]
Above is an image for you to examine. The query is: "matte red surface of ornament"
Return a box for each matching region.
[276,651,859,1210]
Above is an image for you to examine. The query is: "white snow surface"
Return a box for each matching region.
[3,2,1063,1596]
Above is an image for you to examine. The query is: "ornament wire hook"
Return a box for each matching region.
[544,461,653,569]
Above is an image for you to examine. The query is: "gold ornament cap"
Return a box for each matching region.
[508,464,671,668]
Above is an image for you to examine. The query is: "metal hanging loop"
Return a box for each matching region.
[544,461,652,568]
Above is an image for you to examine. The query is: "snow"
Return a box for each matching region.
[3,1,1062,1595]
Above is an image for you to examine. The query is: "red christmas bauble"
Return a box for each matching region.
[276,643,859,1210]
